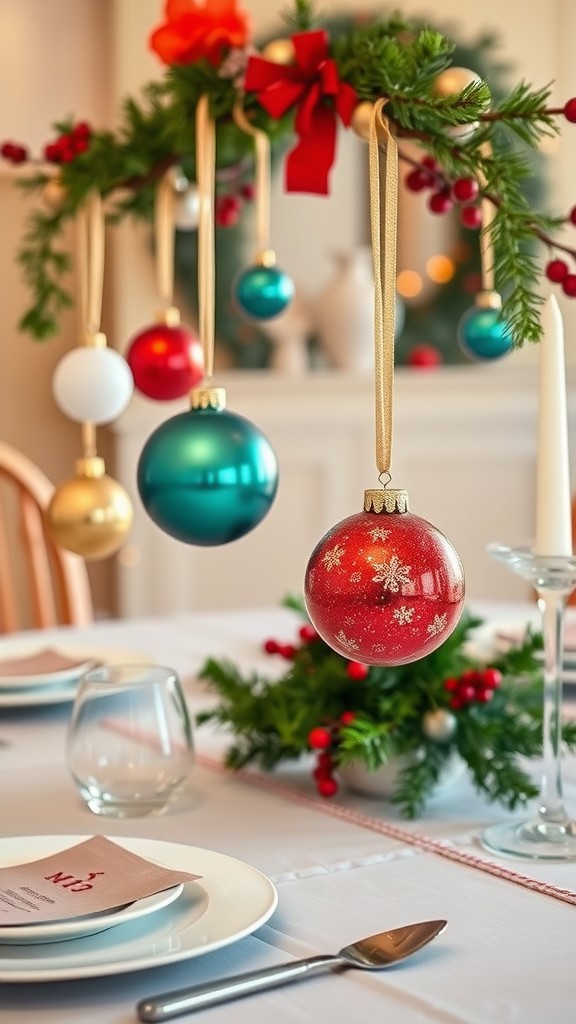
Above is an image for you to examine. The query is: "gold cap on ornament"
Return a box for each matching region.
[156,305,181,327]
[75,455,105,479]
[364,489,409,514]
[190,386,226,410]
[474,290,502,310]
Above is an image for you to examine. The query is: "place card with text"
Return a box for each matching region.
[0,836,200,926]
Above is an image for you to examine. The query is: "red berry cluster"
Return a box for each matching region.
[544,222,576,297]
[443,667,502,710]
[43,122,92,164]
[307,710,357,798]
[405,157,482,230]
[215,183,255,227]
[262,627,369,799]
[0,141,28,164]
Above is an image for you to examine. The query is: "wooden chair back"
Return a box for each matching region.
[0,441,93,633]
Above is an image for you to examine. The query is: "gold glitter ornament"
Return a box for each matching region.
[45,456,133,560]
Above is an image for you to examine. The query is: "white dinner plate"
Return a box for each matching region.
[0,835,278,982]
[0,646,154,708]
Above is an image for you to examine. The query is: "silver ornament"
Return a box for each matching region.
[432,67,487,141]
[422,708,457,743]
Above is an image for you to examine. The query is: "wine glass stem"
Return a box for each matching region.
[536,588,569,823]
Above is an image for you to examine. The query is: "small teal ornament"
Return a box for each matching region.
[137,387,279,546]
[458,292,513,361]
[234,254,295,321]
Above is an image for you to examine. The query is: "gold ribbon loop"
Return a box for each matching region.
[76,190,105,343]
[154,170,175,312]
[196,94,216,379]
[233,99,271,262]
[369,99,398,477]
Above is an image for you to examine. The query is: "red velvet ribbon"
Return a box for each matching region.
[244,30,358,194]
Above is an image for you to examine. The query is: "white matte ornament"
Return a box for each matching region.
[53,346,134,424]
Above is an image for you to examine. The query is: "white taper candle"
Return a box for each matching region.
[534,294,573,557]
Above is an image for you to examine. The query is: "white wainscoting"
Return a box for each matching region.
[111,363,576,616]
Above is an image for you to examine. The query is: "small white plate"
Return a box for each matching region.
[0,646,153,708]
[0,836,278,982]
[0,883,182,945]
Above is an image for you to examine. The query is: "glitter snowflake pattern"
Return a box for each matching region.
[335,630,360,652]
[372,556,411,593]
[427,613,448,637]
[349,571,362,583]
[368,527,391,542]
[393,605,414,625]
[322,544,345,571]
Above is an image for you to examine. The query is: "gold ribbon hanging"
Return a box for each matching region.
[76,190,107,459]
[195,94,216,379]
[233,100,273,266]
[478,140,496,294]
[76,190,105,346]
[368,99,398,479]
[154,170,177,320]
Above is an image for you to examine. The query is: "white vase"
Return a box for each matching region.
[339,752,464,799]
[314,245,405,372]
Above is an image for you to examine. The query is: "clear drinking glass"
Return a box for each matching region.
[66,664,194,817]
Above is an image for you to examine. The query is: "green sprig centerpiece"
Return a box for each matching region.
[197,598,576,818]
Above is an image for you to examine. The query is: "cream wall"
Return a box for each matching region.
[1,1,575,619]
[0,0,114,616]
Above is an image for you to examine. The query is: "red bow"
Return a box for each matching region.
[244,30,358,194]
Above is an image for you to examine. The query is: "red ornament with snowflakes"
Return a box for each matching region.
[304,489,465,667]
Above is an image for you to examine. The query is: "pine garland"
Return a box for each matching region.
[4,0,576,350]
[197,599,576,818]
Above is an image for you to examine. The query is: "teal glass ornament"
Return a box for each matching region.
[137,388,279,546]
[234,262,295,320]
[458,294,513,361]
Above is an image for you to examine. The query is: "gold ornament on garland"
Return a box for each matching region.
[261,37,294,65]
[432,66,485,139]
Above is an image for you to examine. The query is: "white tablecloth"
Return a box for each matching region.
[1,601,576,1024]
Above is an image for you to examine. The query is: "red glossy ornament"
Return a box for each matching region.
[126,321,204,401]
[304,490,465,667]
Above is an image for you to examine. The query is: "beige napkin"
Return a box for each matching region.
[0,648,92,678]
[0,836,201,926]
